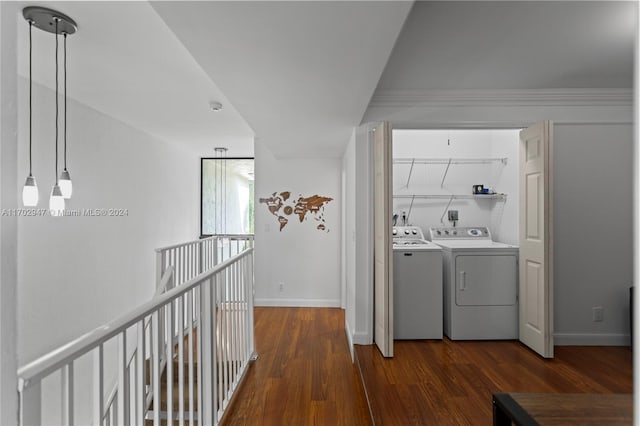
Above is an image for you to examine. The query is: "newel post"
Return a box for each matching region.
[19,379,41,426]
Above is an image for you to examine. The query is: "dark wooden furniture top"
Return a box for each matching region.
[493,392,633,426]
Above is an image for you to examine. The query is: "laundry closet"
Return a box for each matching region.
[393,129,520,243]
[392,128,522,341]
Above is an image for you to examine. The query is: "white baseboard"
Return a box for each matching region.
[254,298,341,308]
[352,331,372,345]
[554,333,631,346]
[345,319,355,361]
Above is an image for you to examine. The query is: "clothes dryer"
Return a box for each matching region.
[429,227,518,340]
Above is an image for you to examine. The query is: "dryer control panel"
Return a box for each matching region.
[429,227,491,240]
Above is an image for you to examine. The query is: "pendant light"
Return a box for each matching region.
[22,19,38,207]
[22,7,77,215]
[49,17,65,217]
[214,147,228,235]
[59,33,72,199]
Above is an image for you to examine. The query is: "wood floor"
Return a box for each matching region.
[220,307,371,426]
[220,307,632,425]
[355,339,632,425]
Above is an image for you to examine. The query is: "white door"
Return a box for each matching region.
[373,122,393,357]
[519,121,554,358]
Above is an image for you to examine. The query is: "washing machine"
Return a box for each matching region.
[429,227,518,340]
[392,226,443,340]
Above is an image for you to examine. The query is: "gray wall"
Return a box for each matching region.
[351,93,634,346]
[553,123,633,344]
[0,3,19,424]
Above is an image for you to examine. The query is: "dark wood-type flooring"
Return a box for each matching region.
[221,307,632,425]
[355,339,632,425]
[220,307,371,426]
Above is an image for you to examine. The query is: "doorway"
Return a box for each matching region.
[392,129,520,244]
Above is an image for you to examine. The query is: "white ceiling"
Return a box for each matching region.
[151,1,413,158]
[373,1,636,91]
[16,1,255,157]
[15,1,635,159]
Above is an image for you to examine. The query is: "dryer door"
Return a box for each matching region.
[455,254,517,306]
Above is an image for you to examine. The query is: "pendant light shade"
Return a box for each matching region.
[23,175,39,206]
[49,184,65,217]
[59,169,72,198]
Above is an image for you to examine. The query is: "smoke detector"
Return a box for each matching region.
[209,101,223,112]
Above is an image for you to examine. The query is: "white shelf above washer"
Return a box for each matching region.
[393,157,507,165]
[393,194,507,200]
[394,157,508,187]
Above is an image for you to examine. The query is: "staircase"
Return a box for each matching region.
[145,358,199,426]
[17,237,255,426]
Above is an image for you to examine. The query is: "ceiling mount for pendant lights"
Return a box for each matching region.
[22,7,77,215]
[23,7,77,35]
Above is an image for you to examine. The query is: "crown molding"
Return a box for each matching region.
[369,88,633,108]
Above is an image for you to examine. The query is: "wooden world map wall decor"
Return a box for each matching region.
[259,191,333,232]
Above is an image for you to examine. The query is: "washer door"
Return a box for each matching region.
[455,254,517,306]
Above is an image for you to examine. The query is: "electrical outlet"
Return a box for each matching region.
[593,306,604,322]
[278,282,284,293]
[448,210,459,221]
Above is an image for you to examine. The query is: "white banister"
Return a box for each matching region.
[135,320,145,425]
[116,332,127,426]
[93,344,104,426]
[61,363,74,425]
[18,244,255,426]
[155,234,254,291]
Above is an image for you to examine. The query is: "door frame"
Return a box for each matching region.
[364,121,553,351]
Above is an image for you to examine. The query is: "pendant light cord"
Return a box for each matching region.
[28,20,33,176]
[63,32,67,170]
[54,18,59,184]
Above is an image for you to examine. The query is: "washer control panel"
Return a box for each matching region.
[393,226,425,240]
[429,227,491,240]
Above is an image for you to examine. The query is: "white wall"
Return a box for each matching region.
[0,3,20,424]
[553,123,634,345]
[490,130,520,245]
[17,80,199,364]
[392,129,519,244]
[254,141,341,307]
[16,80,199,423]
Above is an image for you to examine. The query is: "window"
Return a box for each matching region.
[201,157,254,237]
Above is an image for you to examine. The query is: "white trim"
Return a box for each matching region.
[345,319,354,361]
[369,88,633,108]
[554,333,631,346]
[254,298,341,308]
[391,119,633,130]
[351,332,371,345]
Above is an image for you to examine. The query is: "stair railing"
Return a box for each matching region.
[18,246,255,426]
[155,234,254,290]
